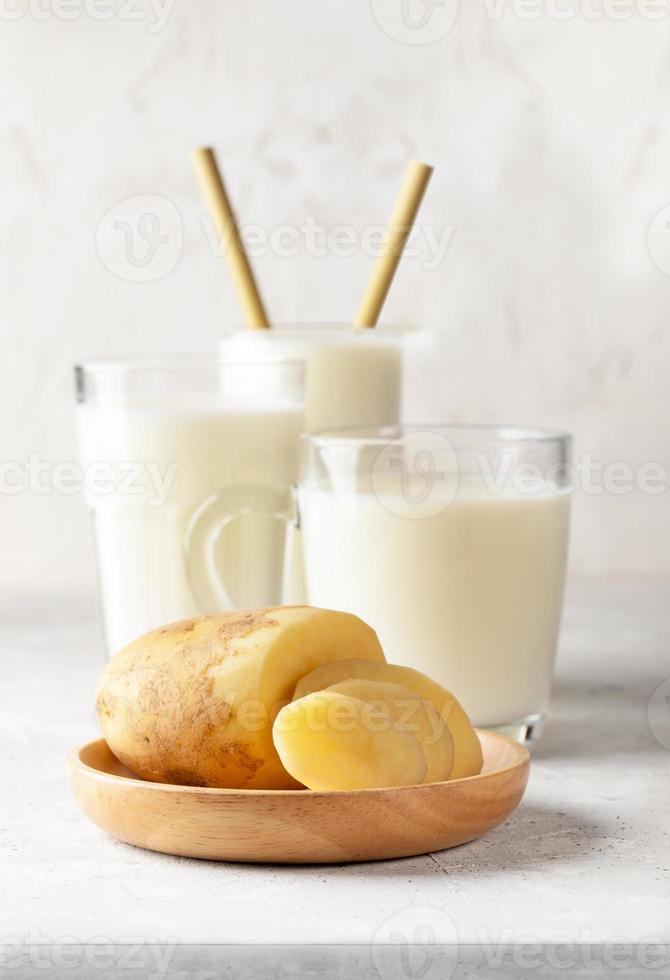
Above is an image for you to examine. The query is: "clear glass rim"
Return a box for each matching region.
[220,322,418,338]
[303,423,572,449]
[75,352,305,374]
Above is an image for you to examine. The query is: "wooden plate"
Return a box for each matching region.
[68,731,529,864]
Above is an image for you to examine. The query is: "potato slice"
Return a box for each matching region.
[326,680,453,783]
[273,691,427,790]
[294,660,482,779]
[96,607,386,790]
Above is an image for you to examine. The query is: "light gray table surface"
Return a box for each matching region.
[1,583,668,977]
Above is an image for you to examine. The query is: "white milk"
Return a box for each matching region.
[78,399,302,653]
[219,326,405,431]
[220,327,409,602]
[304,341,401,431]
[298,481,571,727]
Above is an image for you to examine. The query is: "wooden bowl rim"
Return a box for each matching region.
[68,729,529,799]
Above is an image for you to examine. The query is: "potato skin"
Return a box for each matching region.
[96,606,385,790]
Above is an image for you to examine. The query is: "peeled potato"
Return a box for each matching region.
[294,660,482,779]
[96,607,385,790]
[326,679,453,783]
[273,691,427,790]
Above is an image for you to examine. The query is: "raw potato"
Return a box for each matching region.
[294,660,483,779]
[273,691,427,790]
[326,680,454,783]
[96,607,385,790]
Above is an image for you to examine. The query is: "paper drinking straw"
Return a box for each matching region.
[354,159,434,328]
[192,146,270,329]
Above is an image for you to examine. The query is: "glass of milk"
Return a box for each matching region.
[220,323,418,601]
[219,323,416,432]
[296,425,572,742]
[76,355,305,655]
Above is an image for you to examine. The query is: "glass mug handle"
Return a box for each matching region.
[184,485,294,613]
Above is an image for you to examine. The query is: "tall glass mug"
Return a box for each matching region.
[296,426,572,740]
[76,356,304,654]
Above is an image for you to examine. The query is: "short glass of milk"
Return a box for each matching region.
[76,355,305,655]
[296,425,572,742]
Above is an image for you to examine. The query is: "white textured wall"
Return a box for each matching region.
[1,0,669,599]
